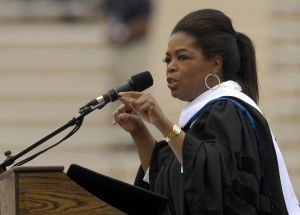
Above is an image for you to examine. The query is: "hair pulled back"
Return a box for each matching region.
[172,9,259,103]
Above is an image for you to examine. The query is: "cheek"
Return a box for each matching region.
[182,68,208,93]
[184,68,205,85]
[179,74,200,94]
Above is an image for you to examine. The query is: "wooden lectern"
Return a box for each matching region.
[0,166,126,215]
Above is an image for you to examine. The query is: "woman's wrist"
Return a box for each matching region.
[154,118,174,138]
[130,122,149,138]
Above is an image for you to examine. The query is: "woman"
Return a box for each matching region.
[113,9,299,214]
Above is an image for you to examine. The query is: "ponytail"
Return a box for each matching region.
[236,32,259,103]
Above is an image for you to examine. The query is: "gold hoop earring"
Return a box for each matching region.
[205,73,221,90]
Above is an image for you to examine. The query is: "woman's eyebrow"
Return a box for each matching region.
[165,48,189,56]
[175,48,189,54]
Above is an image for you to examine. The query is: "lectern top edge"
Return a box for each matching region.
[0,166,64,179]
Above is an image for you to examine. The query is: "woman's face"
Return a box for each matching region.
[164,32,219,102]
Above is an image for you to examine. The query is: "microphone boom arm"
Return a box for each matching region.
[0,102,104,174]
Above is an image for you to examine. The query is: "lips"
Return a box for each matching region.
[167,77,178,89]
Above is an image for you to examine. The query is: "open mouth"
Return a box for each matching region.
[167,78,178,89]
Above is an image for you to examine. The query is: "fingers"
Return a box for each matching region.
[118,91,143,99]
[118,95,137,111]
[138,96,156,112]
[115,112,129,126]
[119,92,153,113]
[118,92,161,124]
[112,104,132,125]
[114,92,167,132]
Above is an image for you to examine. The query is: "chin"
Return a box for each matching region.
[170,90,179,99]
[170,90,188,101]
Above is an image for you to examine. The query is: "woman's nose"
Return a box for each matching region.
[167,60,177,73]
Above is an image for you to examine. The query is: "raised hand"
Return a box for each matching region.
[117,92,169,129]
[113,101,145,134]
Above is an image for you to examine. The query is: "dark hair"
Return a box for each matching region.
[172,9,259,103]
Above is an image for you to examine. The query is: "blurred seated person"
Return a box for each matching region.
[102,0,153,45]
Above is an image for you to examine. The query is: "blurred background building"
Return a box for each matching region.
[0,0,299,198]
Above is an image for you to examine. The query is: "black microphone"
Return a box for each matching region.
[79,71,153,113]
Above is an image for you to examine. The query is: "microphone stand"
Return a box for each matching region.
[0,101,106,174]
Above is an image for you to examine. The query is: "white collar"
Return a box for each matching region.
[179,80,261,128]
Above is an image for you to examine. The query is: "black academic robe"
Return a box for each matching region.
[134,99,288,215]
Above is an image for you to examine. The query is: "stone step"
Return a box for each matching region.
[271,46,300,66]
[267,76,300,100]
[271,123,300,146]
[0,0,101,20]
[0,72,112,95]
[0,23,107,47]
[266,97,300,116]
[268,0,300,12]
[0,48,112,69]
[270,22,300,40]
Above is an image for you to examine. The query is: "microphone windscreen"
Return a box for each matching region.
[131,71,153,92]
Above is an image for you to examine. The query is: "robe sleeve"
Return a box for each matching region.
[182,100,265,214]
[134,141,169,191]
[134,165,150,189]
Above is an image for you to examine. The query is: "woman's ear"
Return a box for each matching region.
[210,55,223,80]
[210,55,222,72]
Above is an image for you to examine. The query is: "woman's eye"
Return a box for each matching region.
[163,57,171,64]
[177,55,189,61]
